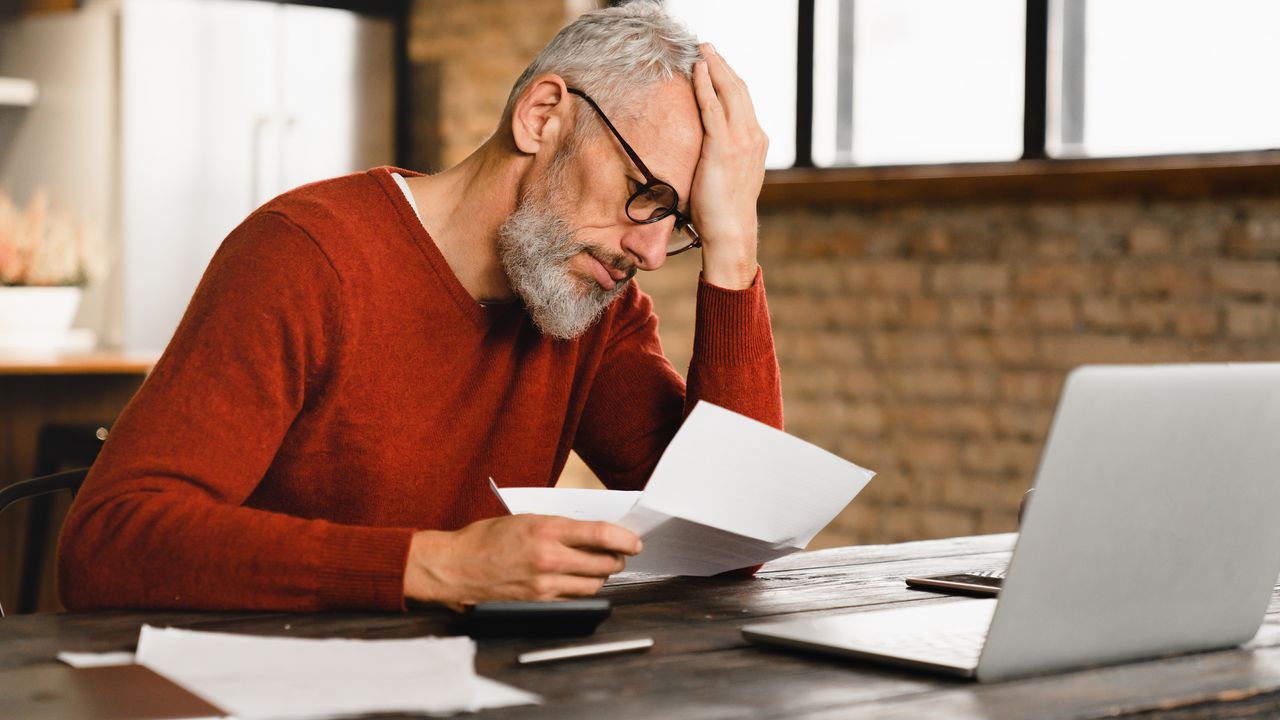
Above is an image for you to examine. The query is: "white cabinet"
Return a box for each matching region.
[0,0,394,352]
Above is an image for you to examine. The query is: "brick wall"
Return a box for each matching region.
[408,0,571,168]
[641,200,1280,548]
[409,1,1280,548]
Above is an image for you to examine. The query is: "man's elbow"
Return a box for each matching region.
[56,500,133,610]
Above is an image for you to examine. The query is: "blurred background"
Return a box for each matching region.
[1,0,1278,612]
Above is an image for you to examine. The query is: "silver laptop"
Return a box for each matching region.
[744,363,1280,681]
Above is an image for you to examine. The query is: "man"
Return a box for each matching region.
[58,1,781,612]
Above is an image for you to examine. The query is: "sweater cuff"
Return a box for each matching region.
[693,266,775,367]
[313,523,415,611]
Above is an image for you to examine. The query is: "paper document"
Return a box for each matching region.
[57,650,137,668]
[492,401,875,576]
[134,625,540,719]
[489,479,641,522]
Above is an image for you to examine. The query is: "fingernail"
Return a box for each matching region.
[703,42,717,57]
[634,539,644,554]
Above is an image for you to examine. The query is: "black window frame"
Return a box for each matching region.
[794,0,1052,169]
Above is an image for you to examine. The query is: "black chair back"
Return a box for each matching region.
[0,468,90,617]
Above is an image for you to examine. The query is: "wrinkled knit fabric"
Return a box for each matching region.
[58,167,782,612]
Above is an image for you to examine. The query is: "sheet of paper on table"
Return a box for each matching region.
[130,625,539,720]
[491,401,875,576]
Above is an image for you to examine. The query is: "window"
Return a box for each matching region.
[664,0,1280,169]
[1050,0,1280,158]
[663,0,798,169]
[813,0,1024,166]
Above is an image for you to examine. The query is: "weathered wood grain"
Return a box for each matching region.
[2,534,1276,720]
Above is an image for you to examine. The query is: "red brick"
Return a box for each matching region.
[918,508,979,540]
[901,403,992,436]
[940,475,1030,513]
[1038,334,1148,368]
[900,438,961,473]
[955,334,1036,365]
[947,297,995,331]
[1126,300,1174,334]
[1013,263,1105,294]
[959,440,1041,477]
[1173,303,1221,339]
[992,335,1038,364]
[1081,297,1126,331]
[992,405,1055,439]
[1210,261,1280,298]
[870,333,950,365]
[888,369,997,402]
[878,506,920,543]
[843,403,888,436]
[1224,218,1280,259]
[977,508,1021,535]
[1030,297,1078,330]
[952,336,996,365]
[1127,222,1173,256]
[999,371,1063,405]
[931,263,1012,295]
[812,333,868,363]
[837,368,884,399]
[843,261,925,294]
[903,297,942,328]
[859,472,916,506]
[847,297,905,329]
[1225,302,1276,339]
[1111,261,1205,297]
[1034,235,1079,259]
[907,225,953,258]
[781,365,840,398]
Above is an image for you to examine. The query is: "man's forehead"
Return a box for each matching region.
[616,79,702,184]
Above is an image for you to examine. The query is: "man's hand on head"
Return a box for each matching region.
[690,42,768,290]
[402,515,643,611]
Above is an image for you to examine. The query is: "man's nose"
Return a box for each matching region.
[621,219,671,272]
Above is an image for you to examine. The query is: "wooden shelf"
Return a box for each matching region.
[760,150,1280,208]
[0,351,158,375]
[0,77,39,107]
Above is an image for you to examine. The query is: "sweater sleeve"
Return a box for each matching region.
[575,267,782,490]
[57,211,414,612]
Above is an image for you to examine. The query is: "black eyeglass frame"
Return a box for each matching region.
[566,87,701,256]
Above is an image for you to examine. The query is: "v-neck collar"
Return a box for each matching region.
[367,166,520,330]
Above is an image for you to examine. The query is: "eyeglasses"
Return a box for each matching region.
[566,87,701,257]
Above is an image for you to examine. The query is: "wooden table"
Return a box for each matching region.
[3,533,1279,718]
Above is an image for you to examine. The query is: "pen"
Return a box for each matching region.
[517,637,655,665]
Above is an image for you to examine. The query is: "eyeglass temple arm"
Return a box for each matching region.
[566,87,658,183]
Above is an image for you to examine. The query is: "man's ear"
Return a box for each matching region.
[510,74,572,156]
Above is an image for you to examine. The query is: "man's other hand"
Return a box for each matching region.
[402,515,642,611]
[690,42,768,290]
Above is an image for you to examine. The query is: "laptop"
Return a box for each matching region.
[743,363,1280,681]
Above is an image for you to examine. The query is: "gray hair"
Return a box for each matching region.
[502,0,701,134]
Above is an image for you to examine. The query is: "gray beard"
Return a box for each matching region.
[497,174,631,341]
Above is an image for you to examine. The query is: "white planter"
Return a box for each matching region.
[0,285,92,352]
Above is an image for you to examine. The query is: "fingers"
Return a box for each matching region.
[698,43,759,127]
[692,59,726,135]
[552,518,642,556]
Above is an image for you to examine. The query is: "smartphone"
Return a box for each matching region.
[456,599,612,638]
[904,572,1004,597]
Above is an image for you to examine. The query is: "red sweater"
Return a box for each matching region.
[57,167,782,612]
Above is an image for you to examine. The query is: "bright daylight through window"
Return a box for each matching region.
[1052,0,1280,158]
[666,0,1280,169]
[663,0,798,169]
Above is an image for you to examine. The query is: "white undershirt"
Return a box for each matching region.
[391,172,423,224]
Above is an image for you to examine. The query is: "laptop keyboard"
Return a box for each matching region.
[857,625,987,665]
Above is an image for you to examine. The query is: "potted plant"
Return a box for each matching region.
[0,188,106,351]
